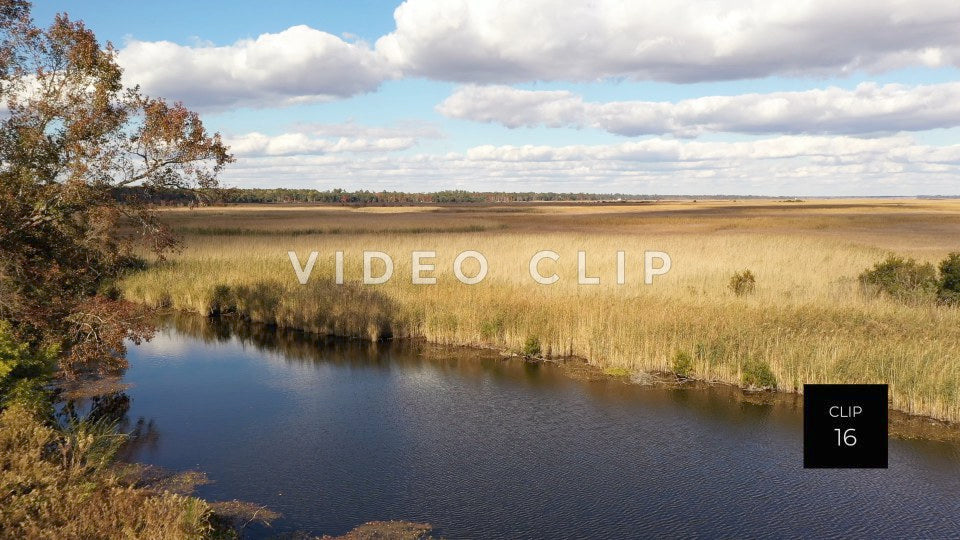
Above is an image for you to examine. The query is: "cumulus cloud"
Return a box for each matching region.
[227,132,418,157]
[118,25,395,110]
[225,121,442,156]
[462,136,917,163]
[438,82,960,136]
[289,120,443,140]
[115,1,960,110]
[377,0,960,83]
[220,135,960,195]
[104,1,960,194]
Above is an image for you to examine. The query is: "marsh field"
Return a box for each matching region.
[121,198,960,422]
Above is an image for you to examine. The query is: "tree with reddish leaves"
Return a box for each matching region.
[0,1,232,377]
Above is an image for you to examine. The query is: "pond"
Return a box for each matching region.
[116,316,960,538]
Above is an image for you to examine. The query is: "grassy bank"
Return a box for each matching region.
[0,320,279,538]
[0,403,214,538]
[121,200,960,422]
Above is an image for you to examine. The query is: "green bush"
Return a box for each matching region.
[938,252,960,305]
[728,270,756,296]
[859,255,938,303]
[741,358,777,389]
[522,336,541,357]
[480,316,505,339]
[672,351,694,378]
[208,284,236,316]
[0,321,57,415]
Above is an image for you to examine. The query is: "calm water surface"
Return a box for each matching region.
[115,318,960,538]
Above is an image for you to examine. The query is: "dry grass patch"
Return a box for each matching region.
[0,406,214,539]
[121,199,960,421]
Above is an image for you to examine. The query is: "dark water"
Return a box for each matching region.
[116,317,960,538]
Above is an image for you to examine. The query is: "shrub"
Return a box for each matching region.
[522,336,541,357]
[938,252,960,306]
[728,270,756,296]
[480,316,505,339]
[0,321,57,416]
[0,405,215,538]
[741,358,777,389]
[859,255,938,303]
[602,367,630,377]
[208,284,235,316]
[672,351,694,378]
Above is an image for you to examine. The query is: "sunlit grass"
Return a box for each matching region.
[122,199,960,421]
[0,405,214,538]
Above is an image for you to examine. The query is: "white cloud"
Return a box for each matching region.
[438,82,960,136]
[115,1,960,111]
[118,25,396,110]
[461,136,914,162]
[227,132,418,157]
[219,135,960,195]
[377,0,960,83]
[103,1,960,195]
[225,121,441,156]
[289,120,443,140]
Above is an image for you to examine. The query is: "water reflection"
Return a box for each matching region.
[163,313,960,460]
[117,314,960,538]
[58,390,163,462]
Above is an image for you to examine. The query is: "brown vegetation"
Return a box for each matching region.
[319,521,434,540]
[0,3,233,537]
[0,405,213,539]
[122,199,960,421]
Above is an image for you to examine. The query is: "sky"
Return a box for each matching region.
[34,0,960,195]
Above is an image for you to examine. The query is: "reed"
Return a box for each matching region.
[121,200,960,422]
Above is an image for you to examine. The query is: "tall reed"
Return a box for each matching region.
[121,203,960,421]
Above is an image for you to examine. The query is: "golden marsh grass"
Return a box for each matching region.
[121,199,960,422]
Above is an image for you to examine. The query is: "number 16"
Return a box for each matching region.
[835,428,857,446]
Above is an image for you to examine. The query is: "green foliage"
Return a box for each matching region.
[208,284,236,316]
[0,321,56,415]
[3,378,51,418]
[0,321,29,382]
[479,316,505,339]
[522,336,542,357]
[859,252,960,306]
[741,358,777,389]
[728,270,756,296]
[859,255,938,303]
[672,350,694,378]
[938,252,960,305]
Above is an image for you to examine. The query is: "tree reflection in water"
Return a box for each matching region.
[58,387,161,462]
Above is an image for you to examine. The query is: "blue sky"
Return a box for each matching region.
[35,0,960,195]
[34,1,400,44]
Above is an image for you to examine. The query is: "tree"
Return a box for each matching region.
[0,1,232,376]
[938,252,960,305]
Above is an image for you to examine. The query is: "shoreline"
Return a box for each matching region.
[158,309,960,442]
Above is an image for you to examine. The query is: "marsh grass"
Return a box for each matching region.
[121,200,960,421]
[176,224,499,236]
[0,405,214,539]
[728,270,756,296]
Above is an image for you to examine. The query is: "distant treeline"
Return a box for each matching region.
[110,187,815,205]
[112,187,668,205]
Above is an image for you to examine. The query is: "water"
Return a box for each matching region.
[112,317,960,538]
